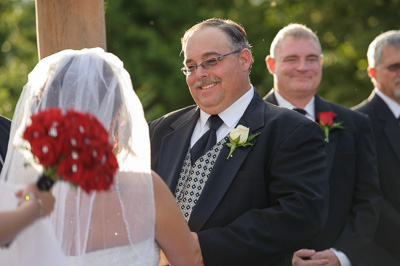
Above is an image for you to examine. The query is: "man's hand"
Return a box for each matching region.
[293,249,329,266]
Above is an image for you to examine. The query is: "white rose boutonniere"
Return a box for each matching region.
[226,125,260,160]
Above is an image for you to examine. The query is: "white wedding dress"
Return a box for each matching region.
[0,48,160,265]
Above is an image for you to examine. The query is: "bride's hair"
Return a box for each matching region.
[36,55,132,157]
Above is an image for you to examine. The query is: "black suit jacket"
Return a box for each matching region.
[354,91,400,264]
[149,91,328,266]
[265,90,381,264]
[0,115,11,172]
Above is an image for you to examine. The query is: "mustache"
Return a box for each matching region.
[193,78,222,89]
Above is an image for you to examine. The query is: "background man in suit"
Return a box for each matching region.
[354,30,400,266]
[149,18,328,266]
[0,116,11,174]
[264,24,381,266]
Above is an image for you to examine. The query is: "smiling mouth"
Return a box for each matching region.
[200,83,217,89]
[194,78,222,89]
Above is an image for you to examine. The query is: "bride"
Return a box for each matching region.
[0,48,201,265]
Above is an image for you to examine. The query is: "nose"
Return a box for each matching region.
[195,64,209,78]
[297,58,309,71]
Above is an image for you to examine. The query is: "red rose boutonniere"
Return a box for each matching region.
[23,108,118,193]
[317,111,344,143]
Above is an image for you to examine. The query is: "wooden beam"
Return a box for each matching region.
[35,0,106,60]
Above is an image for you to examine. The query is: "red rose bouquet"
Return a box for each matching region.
[23,108,118,193]
[317,111,344,143]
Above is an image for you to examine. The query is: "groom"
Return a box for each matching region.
[0,115,11,173]
[149,18,328,266]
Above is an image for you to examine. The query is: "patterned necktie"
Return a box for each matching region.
[190,115,223,164]
[293,108,307,116]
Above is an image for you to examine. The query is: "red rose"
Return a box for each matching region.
[317,111,336,127]
[57,157,85,184]
[30,137,60,166]
[316,111,345,143]
[103,150,118,176]
[23,123,47,142]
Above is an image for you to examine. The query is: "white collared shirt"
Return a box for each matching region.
[375,88,400,119]
[274,90,316,121]
[190,87,254,147]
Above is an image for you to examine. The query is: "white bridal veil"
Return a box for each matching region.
[0,48,157,265]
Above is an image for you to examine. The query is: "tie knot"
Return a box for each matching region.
[208,115,223,131]
[293,108,307,116]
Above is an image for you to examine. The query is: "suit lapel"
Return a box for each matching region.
[189,92,266,231]
[372,94,400,161]
[158,108,199,191]
[314,96,340,176]
[264,89,278,105]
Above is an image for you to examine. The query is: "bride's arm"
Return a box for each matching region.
[152,171,202,266]
[0,183,55,246]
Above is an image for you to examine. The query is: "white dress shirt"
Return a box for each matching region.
[274,90,316,121]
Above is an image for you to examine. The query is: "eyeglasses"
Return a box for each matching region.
[382,63,400,73]
[181,50,241,76]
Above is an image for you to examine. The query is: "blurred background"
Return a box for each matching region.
[1,0,399,121]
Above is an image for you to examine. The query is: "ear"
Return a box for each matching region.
[265,55,275,74]
[367,67,376,79]
[239,48,253,71]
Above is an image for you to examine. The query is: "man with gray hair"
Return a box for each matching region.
[264,23,381,266]
[354,30,400,265]
[150,19,329,265]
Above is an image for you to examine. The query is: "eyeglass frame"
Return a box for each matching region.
[181,49,242,76]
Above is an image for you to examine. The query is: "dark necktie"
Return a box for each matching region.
[293,108,307,116]
[190,115,223,164]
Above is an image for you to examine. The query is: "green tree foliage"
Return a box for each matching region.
[1,0,400,121]
[0,0,37,119]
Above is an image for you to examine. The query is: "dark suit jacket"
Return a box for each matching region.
[0,115,11,172]
[354,91,400,264]
[149,91,328,266]
[265,90,381,264]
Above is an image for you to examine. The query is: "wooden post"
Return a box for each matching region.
[35,0,106,60]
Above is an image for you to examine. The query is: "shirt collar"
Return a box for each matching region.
[375,88,400,119]
[274,90,315,120]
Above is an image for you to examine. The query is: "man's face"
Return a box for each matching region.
[183,27,251,115]
[267,36,322,101]
[369,45,400,103]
